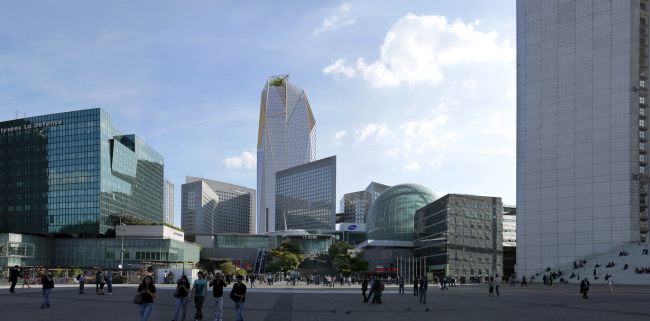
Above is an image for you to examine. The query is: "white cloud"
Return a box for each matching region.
[332,130,348,145]
[398,101,459,151]
[323,14,514,87]
[314,3,356,34]
[429,155,443,167]
[474,19,484,26]
[462,79,477,88]
[403,161,421,171]
[385,148,399,156]
[223,151,256,169]
[323,59,356,78]
[355,123,389,142]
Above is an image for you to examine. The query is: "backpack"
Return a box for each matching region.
[380,283,385,292]
[76,274,81,281]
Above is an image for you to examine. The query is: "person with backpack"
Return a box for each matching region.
[190,271,208,321]
[41,268,54,309]
[173,275,190,321]
[136,275,156,321]
[230,275,246,321]
[209,272,227,321]
[78,271,87,294]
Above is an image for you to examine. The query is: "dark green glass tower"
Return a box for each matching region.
[0,108,164,236]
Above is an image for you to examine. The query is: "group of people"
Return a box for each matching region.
[77,267,113,295]
[573,260,587,269]
[605,262,616,268]
[361,275,385,304]
[634,266,650,274]
[7,265,56,309]
[618,250,629,256]
[162,270,175,284]
[139,271,248,321]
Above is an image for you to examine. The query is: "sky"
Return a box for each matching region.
[0,0,517,228]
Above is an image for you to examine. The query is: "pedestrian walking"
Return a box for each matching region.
[398,275,405,294]
[22,271,31,289]
[608,276,614,293]
[173,275,190,321]
[163,271,168,284]
[106,268,113,294]
[413,276,419,296]
[521,276,527,287]
[230,275,246,321]
[94,268,100,294]
[250,274,255,288]
[419,277,428,304]
[79,271,87,294]
[580,277,590,299]
[97,269,106,295]
[209,273,227,321]
[40,268,54,309]
[387,276,391,286]
[362,277,369,302]
[190,271,208,321]
[488,276,494,297]
[9,265,20,293]
[371,279,383,304]
[136,275,157,321]
[495,275,500,296]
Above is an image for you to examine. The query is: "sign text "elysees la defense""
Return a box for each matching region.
[0,120,63,134]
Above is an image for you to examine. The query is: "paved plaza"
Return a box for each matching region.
[0,282,648,321]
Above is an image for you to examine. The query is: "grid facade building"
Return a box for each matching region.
[339,182,391,223]
[164,179,174,225]
[275,156,336,230]
[517,0,648,278]
[0,108,164,236]
[181,177,255,237]
[414,194,503,278]
[257,75,317,233]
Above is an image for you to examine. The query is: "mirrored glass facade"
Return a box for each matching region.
[0,233,199,269]
[414,194,503,277]
[275,156,336,231]
[366,184,437,242]
[257,75,317,233]
[0,108,164,235]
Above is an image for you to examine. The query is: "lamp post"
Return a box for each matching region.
[117,222,127,275]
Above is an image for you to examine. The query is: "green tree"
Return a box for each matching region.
[281,241,301,255]
[220,262,236,274]
[329,241,353,258]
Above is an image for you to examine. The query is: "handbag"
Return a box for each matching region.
[133,294,143,304]
[173,290,180,298]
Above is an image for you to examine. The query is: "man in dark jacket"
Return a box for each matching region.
[413,276,419,296]
[230,275,246,321]
[419,277,428,304]
[581,277,590,299]
[9,265,21,293]
[361,277,369,302]
[210,273,227,321]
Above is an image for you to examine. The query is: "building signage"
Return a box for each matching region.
[232,259,242,268]
[0,120,63,134]
[243,262,254,270]
[302,235,317,239]
[348,225,357,231]
[374,267,398,272]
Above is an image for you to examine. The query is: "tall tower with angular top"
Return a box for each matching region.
[257,75,316,233]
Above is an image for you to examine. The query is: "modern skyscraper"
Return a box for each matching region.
[517,1,647,278]
[339,182,391,223]
[181,177,256,238]
[275,156,336,230]
[0,108,164,235]
[256,75,316,233]
[164,179,174,225]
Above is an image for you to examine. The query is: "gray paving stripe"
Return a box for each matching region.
[264,293,293,321]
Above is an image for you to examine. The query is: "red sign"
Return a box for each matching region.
[232,260,242,268]
[243,262,254,270]
[375,268,398,272]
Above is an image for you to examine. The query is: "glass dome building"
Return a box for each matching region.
[366,184,437,242]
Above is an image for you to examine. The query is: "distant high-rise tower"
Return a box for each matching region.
[517,0,647,278]
[164,179,174,225]
[256,75,316,233]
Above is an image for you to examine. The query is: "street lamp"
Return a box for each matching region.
[117,222,127,275]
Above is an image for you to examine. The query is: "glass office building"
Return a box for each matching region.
[340,182,391,223]
[0,233,199,269]
[414,194,503,277]
[275,156,336,230]
[0,108,164,235]
[257,75,317,233]
[366,184,437,242]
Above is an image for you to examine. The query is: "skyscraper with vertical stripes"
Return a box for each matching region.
[256,75,316,233]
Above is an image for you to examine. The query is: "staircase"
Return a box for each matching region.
[298,254,338,277]
[549,243,650,285]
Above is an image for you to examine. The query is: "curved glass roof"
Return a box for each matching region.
[366,184,437,242]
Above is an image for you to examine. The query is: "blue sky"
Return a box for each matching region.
[0,0,516,227]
